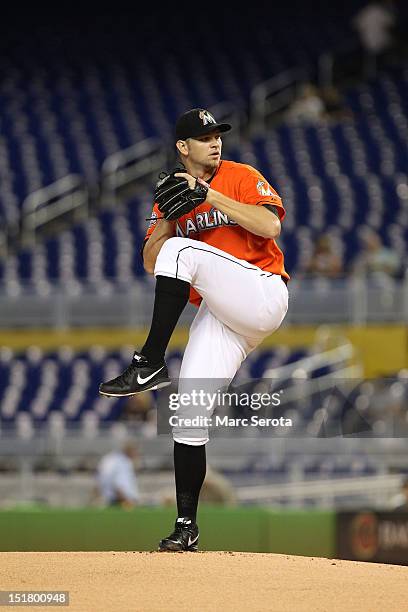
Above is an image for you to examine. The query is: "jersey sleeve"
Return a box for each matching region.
[238,166,286,221]
[140,202,162,258]
[144,202,162,241]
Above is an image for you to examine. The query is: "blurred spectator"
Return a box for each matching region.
[199,466,237,505]
[321,86,354,122]
[351,228,401,281]
[303,234,344,279]
[352,1,397,79]
[122,393,154,422]
[121,392,157,437]
[389,476,408,510]
[94,440,140,508]
[285,83,325,125]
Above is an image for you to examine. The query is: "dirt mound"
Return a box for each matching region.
[1,551,406,611]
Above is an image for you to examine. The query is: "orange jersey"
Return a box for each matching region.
[144,160,290,306]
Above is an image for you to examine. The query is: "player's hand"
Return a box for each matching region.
[154,170,209,221]
[175,173,210,190]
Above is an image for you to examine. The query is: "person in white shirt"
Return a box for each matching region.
[352,1,396,78]
[286,83,325,125]
[96,441,140,508]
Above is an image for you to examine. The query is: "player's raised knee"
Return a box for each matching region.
[155,237,195,277]
[156,236,186,260]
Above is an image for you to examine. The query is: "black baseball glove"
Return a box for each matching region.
[154,170,208,221]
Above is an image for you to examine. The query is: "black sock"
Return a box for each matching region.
[174,441,206,523]
[141,276,190,364]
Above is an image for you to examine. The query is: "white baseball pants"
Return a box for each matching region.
[154,237,289,445]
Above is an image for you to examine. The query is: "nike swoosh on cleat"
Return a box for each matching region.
[188,534,199,547]
[137,366,164,385]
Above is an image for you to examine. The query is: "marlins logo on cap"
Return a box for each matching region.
[198,110,217,126]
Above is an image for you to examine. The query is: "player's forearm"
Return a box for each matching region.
[143,219,176,274]
[206,188,281,238]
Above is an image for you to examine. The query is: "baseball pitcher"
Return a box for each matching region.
[100,108,289,551]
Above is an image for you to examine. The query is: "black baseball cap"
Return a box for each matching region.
[175,108,232,141]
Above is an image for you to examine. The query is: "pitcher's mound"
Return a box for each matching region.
[1,550,407,612]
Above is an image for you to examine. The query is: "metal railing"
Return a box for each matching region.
[0,278,407,328]
[100,138,167,207]
[264,341,357,380]
[284,274,408,325]
[235,473,404,508]
[249,68,306,136]
[21,175,89,246]
[0,470,403,509]
[262,339,364,414]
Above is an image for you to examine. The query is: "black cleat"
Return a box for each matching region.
[99,351,171,397]
[158,518,199,552]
